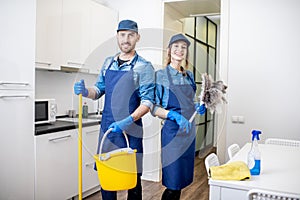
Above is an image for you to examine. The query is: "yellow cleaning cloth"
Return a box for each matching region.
[209,161,251,180]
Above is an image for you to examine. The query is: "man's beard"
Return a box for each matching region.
[119,42,135,54]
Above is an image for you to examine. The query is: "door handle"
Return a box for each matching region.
[0,81,29,86]
[35,61,52,66]
[48,135,72,142]
[0,94,29,99]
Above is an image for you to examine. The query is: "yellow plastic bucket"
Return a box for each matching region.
[94,128,137,191]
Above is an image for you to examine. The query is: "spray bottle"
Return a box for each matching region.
[82,102,88,118]
[247,130,262,175]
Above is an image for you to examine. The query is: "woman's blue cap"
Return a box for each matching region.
[168,33,191,47]
[117,20,138,33]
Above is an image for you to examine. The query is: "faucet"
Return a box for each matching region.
[96,99,102,116]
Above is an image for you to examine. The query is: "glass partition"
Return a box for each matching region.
[184,16,217,154]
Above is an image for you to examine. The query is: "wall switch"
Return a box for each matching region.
[231,115,245,123]
[231,116,239,123]
[238,116,245,123]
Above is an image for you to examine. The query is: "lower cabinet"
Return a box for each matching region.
[81,125,101,192]
[209,185,248,200]
[35,129,78,199]
[35,125,100,199]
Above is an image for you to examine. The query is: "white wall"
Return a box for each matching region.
[217,0,230,163]
[218,0,300,162]
[107,0,164,69]
[35,70,99,116]
[164,3,184,32]
[106,0,163,29]
[162,3,185,66]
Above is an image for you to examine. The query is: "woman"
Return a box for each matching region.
[152,33,205,200]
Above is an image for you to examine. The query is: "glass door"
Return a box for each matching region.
[184,16,218,153]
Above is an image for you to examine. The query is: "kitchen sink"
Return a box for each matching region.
[87,114,102,120]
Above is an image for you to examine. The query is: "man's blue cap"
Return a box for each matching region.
[117,20,138,33]
[168,33,190,47]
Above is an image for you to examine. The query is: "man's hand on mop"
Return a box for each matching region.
[74,79,89,97]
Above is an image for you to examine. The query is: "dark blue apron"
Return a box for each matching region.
[161,66,196,190]
[96,55,143,174]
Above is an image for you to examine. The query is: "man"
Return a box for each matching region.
[74,19,155,200]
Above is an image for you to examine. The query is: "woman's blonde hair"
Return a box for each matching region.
[165,45,190,69]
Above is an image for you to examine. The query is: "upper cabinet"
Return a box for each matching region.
[36,0,62,70]
[1,0,35,90]
[61,0,90,70]
[36,0,118,74]
[88,1,118,74]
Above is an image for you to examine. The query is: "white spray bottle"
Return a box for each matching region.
[247,130,262,175]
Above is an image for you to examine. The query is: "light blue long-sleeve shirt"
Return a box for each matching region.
[93,52,155,110]
[153,65,196,114]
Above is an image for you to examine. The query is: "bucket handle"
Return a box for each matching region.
[98,128,130,160]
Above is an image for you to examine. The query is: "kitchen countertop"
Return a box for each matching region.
[35,115,101,136]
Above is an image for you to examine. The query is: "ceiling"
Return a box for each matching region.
[164,0,220,23]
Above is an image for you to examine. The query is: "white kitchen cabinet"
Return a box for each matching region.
[35,130,78,200]
[87,1,118,74]
[141,114,162,182]
[0,91,35,199]
[35,124,101,199]
[35,0,62,70]
[0,1,35,199]
[209,185,248,200]
[61,0,90,69]
[61,0,118,74]
[36,0,118,73]
[82,125,101,192]
[0,2,35,90]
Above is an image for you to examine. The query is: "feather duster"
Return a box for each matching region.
[199,73,227,114]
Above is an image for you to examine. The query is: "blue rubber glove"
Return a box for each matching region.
[108,116,134,133]
[167,110,191,133]
[74,79,88,97]
[195,103,206,115]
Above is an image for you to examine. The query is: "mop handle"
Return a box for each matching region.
[189,95,203,123]
[189,111,197,123]
[78,94,83,200]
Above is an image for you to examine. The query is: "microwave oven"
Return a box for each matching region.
[35,99,57,125]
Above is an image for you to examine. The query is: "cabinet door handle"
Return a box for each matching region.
[67,61,84,67]
[35,61,52,66]
[85,162,95,167]
[85,129,98,135]
[48,134,72,142]
[0,81,29,86]
[0,94,29,99]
